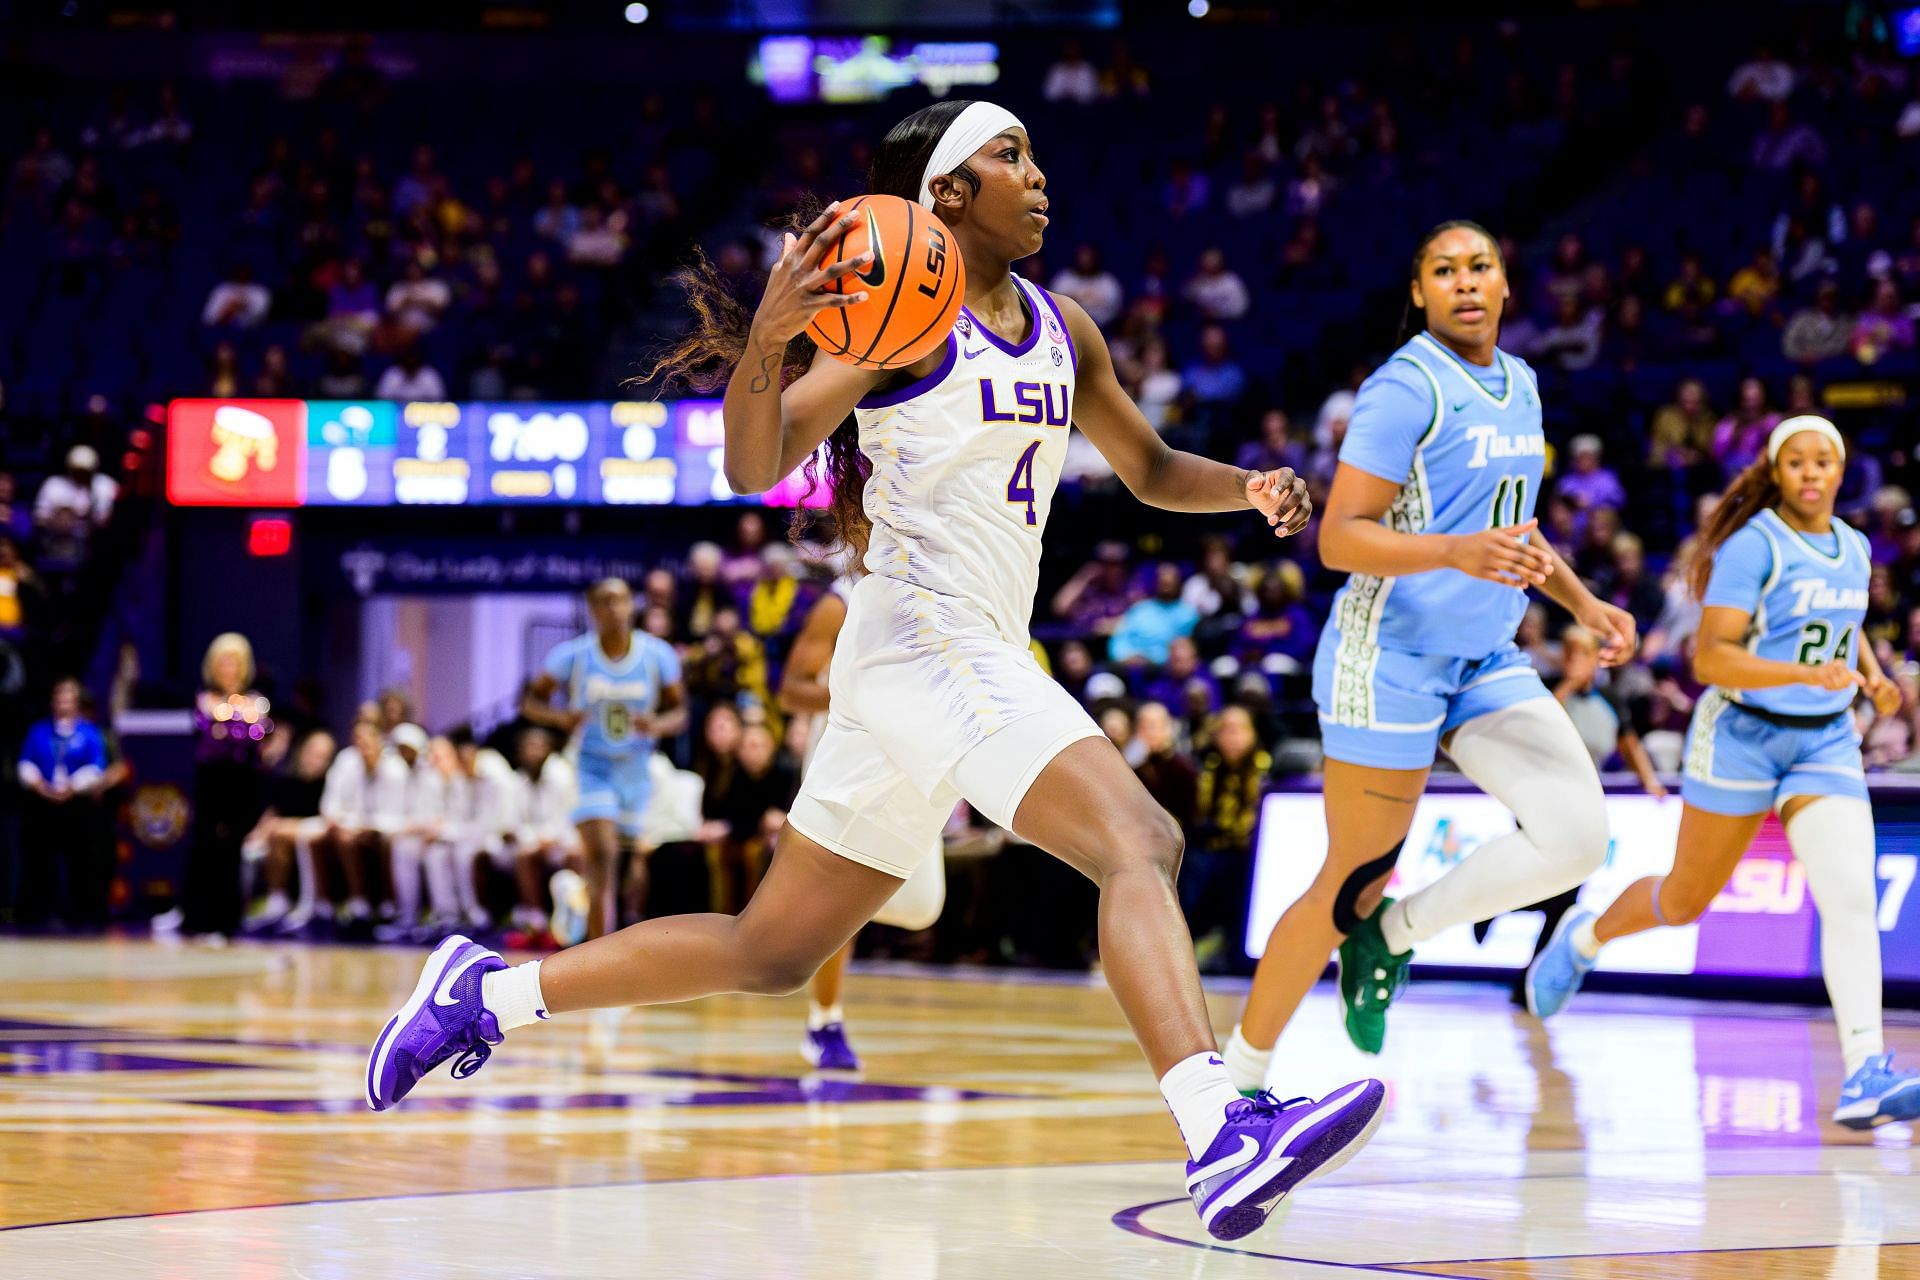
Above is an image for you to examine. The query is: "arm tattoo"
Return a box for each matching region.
[1362,788,1419,805]
[747,350,781,394]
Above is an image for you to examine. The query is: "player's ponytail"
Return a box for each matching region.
[1688,456,1780,600]
[648,100,978,562]
[1398,219,1501,344]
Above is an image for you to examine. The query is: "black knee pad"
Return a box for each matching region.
[1332,841,1404,934]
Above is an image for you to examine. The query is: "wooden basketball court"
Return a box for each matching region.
[2,936,1916,1277]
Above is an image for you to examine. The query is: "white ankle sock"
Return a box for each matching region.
[481,960,549,1031]
[1378,900,1418,956]
[1159,1050,1243,1159]
[1571,916,1601,960]
[1221,1023,1270,1095]
[808,1003,843,1030]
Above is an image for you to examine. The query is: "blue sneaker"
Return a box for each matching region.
[1833,1054,1920,1129]
[801,1022,861,1071]
[1524,908,1598,1019]
[1186,1079,1387,1241]
[365,935,507,1111]
[549,869,589,948]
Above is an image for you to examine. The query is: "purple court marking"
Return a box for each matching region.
[3,1043,263,1074]
[1111,1197,1920,1274]
[195,1074,1018,1113]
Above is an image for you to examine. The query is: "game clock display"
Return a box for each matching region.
[167,398,827,510]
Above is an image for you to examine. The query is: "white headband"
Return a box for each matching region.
[918,102,1025,211]
[1767,415,1846,464]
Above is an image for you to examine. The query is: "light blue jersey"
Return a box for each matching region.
[1701,509,1870,718]
[1331,332,1546,661]
[543,632,681,762]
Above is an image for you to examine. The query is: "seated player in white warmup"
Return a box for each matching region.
[366,99,1383,1243]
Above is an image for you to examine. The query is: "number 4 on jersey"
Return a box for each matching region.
[1007,440,1041,526]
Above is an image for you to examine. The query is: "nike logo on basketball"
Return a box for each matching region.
[433,950,490,1007]
[856,205,887,288]
[1187,1135,1260,1188]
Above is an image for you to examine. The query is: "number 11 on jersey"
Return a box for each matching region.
[1007,440,1042,526]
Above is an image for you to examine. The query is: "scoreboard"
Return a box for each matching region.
[166,398,827,509]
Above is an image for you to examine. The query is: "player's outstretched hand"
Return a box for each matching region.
[1803,659,1866,693]
[1445,519,1554,588]
[1247,468,1310,538]
[748,201,873,346]
[1578,599,1639,668]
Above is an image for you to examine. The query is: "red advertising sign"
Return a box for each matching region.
[167,400,306,507]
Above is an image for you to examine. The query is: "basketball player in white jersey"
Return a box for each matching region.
[367,99,1384,1242]
[780,575,946,1071]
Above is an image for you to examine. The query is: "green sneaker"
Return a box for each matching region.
[1336,900,1411,1055]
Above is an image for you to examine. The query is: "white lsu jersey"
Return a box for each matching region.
[853,273,1077,646]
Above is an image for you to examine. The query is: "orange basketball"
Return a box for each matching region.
[808,193,966,371]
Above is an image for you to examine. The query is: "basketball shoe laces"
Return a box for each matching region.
[449,1035,494,1080]
[1234,1089,1309,1118]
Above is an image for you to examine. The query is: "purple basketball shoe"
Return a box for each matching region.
[365,934,508,1111]
[801,1022,861,1071]
[1186,1078,1387,1241]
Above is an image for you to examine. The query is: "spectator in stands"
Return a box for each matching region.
[1182,536,1253,623]
[201,262,270,329]
[533,177,579,245]
[1712,377,1781,473]
[685,607,771,718]
[1535,294,1603,371]
[699,718,795,914]
[34,445,117,580]
[1784,280,1853,365]
[745,544,801,641]
[1725,247,1781,317]
[1050,243,1123,327]
[0,473,33,544]
[324,258,382,353]
[1558,435,1627,514]
[1183,248,1249,322]
[1139,634,1217,710]
[207,341,241,397]
[1236,412,1313,483]
[1600,533,1665,631]
[1751,101,1826,171]
[1181,324,1248,421]
[1866,563,1907,653]
[567,204,627,268]
[1863,662,1920,770]
[254,344,291,397]
[15,677,110,927]
[1127,338,1183,432]
[1648,377,1716,468]
[1851,280,1915,364]
[1184,705,1270,970]
[1043,38,1101,104]
[1237,561,1316,668]
[1133,701,1198,829]
[1225,152,1277,220]
[0,535,37,648]
[1053,639,1095,704]
[375,344,447,401]
[1161,159,1208,219]
[316,349,371,399]
[1661,251,1717,312]
[1555,625,1666,796]
[386,259,451,336]
[1728,44,1794,102]
[723,510,770,592]
[1110,563,1200,666]
[1051,540,1139,638]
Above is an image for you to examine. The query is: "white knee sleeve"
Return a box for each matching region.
[1385,699,1610,952]
[870,849,946,932]
[1449,698,1611,878]
[1786,797,1885,1074]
